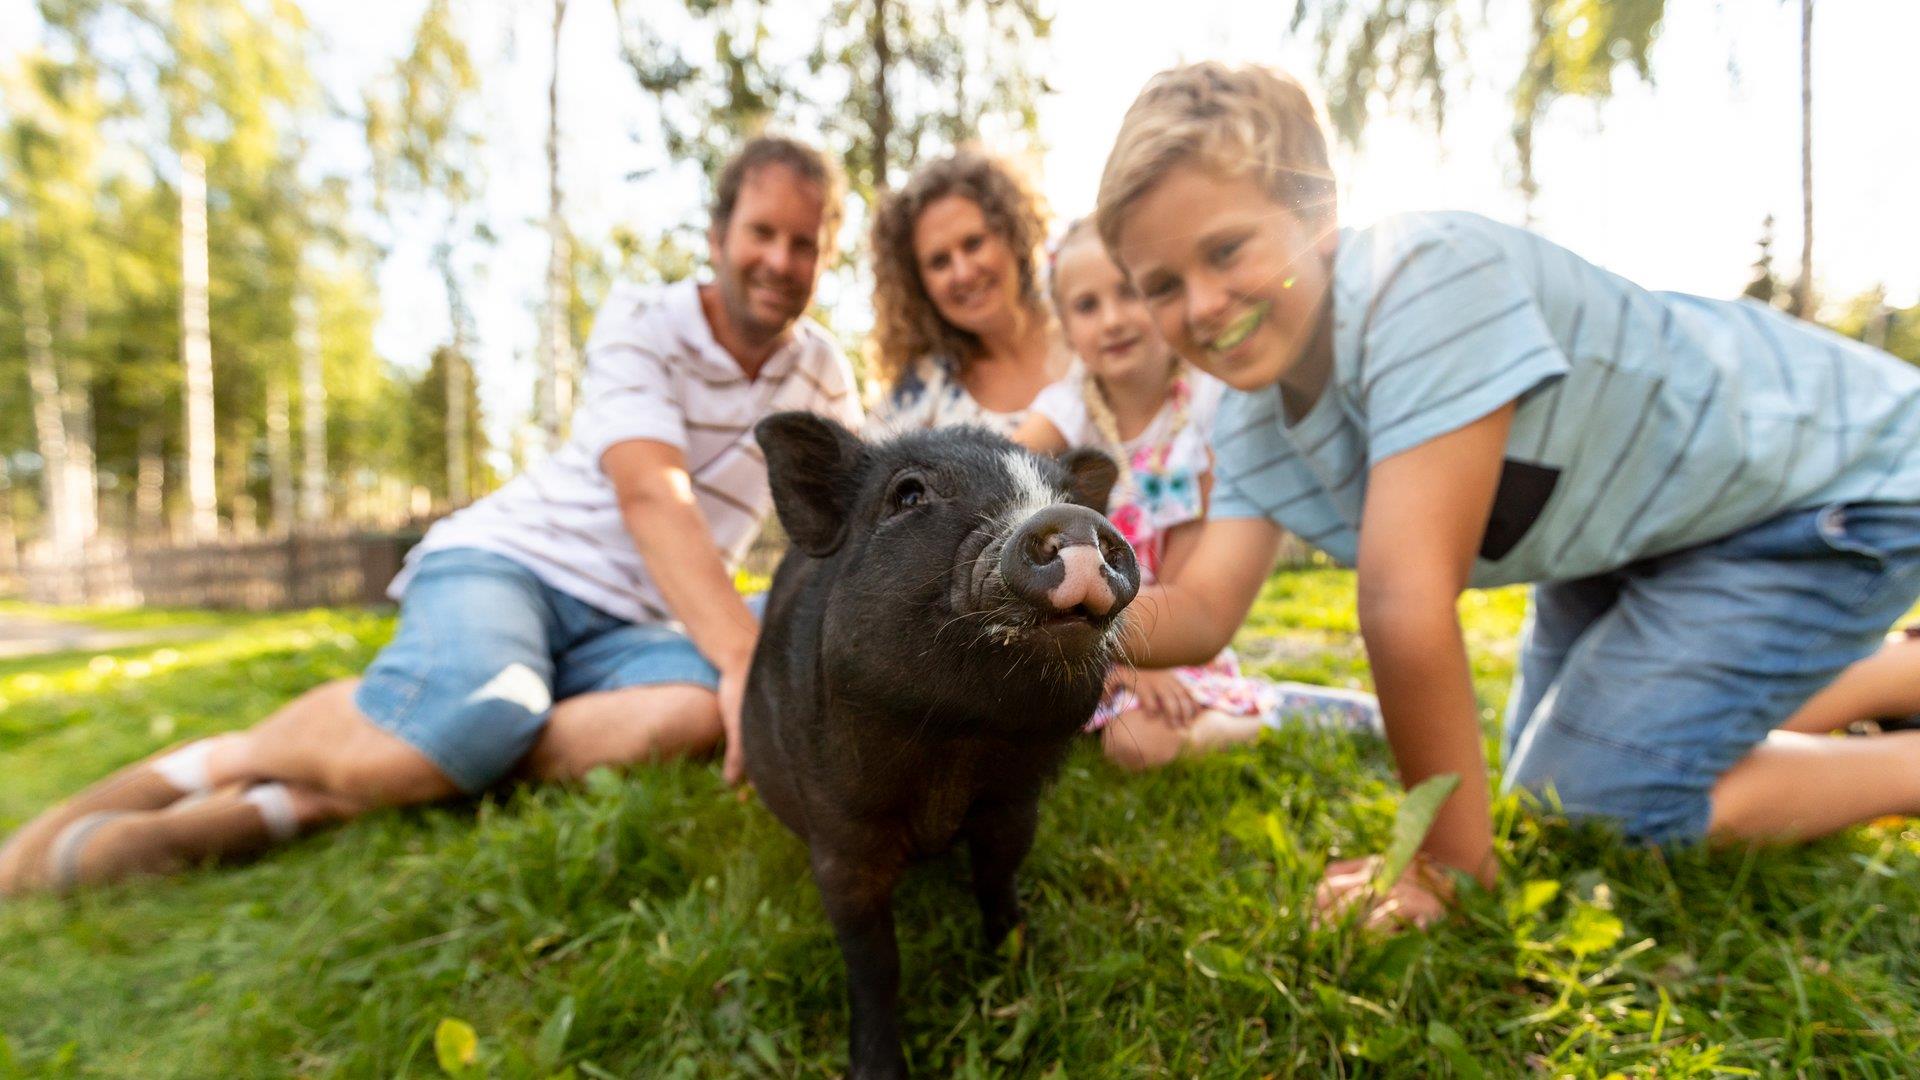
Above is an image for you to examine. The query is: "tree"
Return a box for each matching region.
[406,345,493,508]
[1827,288,1918,368]
[3,0,420,560]
[177,143,217,537]
[1742,214,1783,306]
[1292,0,1665,217]
[1788,0,1813,318]
[614,0,1051,208]
[2,49,107,573]
[814,0,1051,204]
[366,0,491,506]
[537,0,575,453]
[295,283,328,525]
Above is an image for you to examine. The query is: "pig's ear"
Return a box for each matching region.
[1057,448,1120,515]
[755,411,866,557]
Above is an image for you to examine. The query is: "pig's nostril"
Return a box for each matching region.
[1024,530,1061,567]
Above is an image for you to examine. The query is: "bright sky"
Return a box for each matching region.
[5,0,1916,461]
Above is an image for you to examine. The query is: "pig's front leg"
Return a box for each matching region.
[811,847,908,1080]
[965,801,1038,949]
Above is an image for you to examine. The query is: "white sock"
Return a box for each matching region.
[243,783,300,841]
[152,739,220,795]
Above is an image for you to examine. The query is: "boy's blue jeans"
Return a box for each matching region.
[1501,501,1920,843]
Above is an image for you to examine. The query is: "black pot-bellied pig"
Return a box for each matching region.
[744,412,1141,1080]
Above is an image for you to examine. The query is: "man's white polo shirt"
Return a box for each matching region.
[392,278,862,626]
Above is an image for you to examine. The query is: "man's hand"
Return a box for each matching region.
[1312,853,1460,932]
[719,661,751,786]
[604,438,762,784]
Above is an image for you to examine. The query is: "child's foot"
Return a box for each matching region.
[1184,709,1266,752]
[0,736,241,895]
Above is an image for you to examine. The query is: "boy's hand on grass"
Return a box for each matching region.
[1313,852,1455,932]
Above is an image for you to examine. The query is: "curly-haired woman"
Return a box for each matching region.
[866,150,1071,435]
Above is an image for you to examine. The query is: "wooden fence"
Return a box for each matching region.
[20,530,421,611]
[11,517,1313,612]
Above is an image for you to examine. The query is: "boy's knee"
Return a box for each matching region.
[1503,742,1709,844]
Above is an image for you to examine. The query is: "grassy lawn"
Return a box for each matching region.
[3,570,1919,1077]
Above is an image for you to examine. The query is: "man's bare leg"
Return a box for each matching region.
[201,679,458,806]
[516,683,722,782]
[0,679,453,894]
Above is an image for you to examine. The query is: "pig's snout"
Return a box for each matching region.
[1000,505,1139,620]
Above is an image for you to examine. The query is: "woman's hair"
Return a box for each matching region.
[869,150,1049,384]
[1096,61,1335,257]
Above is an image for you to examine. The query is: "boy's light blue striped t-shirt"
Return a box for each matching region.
[1211,211,1920,587]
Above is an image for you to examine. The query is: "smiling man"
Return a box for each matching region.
[0,136,861,895]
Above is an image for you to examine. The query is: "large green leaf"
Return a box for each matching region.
[1375,773,1461,893]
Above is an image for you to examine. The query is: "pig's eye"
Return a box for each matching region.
[887,475,930,515]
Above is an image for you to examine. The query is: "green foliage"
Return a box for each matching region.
[406,345,496,502]
[1294,0,1666,203]
[809,0,1052,203]
[1827,288,1920,367]
[614,0,1051,207]
[1376,772,1460,893]
[613,0,791,187]
[0,2,426,538]
[5,572,1920,1075]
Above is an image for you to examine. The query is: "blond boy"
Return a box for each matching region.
[1097,62,1920,928]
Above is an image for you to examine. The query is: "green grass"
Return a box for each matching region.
[3,571,1919,1077]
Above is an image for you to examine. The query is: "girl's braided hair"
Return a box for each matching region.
[1047,218,1190,486]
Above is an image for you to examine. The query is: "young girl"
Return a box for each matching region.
[1013,220,1379,771]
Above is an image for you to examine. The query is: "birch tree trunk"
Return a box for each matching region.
[136,426,166,540]
[180,148,219,540]
[446,348,469,507]
[267,376,295,533]
[0,461,17,582]
[1790,0,1814,318]
[58,295,99,546]
[435,240,470,507]
[538,0,574,453]
[17,230,75,565]
[871,0,893,195]
[297,287,329,526]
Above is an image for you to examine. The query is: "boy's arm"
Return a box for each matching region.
[1124,516,1285,667]
[1153,472,1214,585]
[602,438,761,785]
[1334,402,1514,922]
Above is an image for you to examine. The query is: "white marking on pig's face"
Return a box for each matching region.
[995,450,1062,532]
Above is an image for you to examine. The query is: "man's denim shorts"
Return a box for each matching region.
[1501,501,1920,844]
[354,548,724,793]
